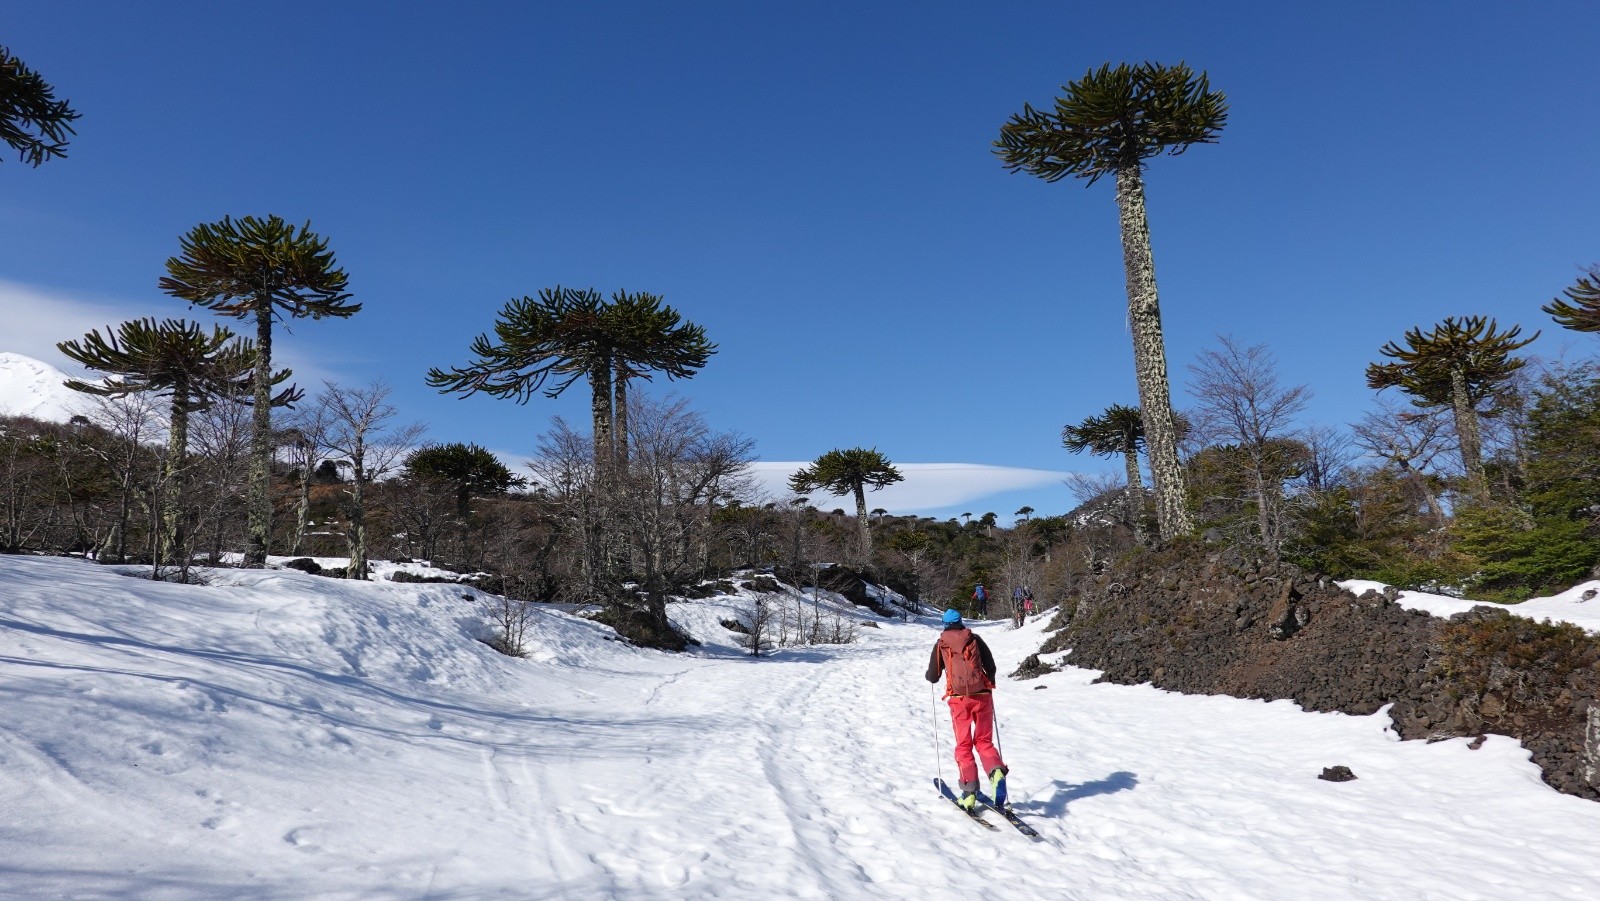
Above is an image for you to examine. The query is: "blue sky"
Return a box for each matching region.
[3,2,1597,519]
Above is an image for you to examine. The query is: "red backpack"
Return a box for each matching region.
[937,627,994,698]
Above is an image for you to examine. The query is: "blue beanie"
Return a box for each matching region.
[942,608,962,625]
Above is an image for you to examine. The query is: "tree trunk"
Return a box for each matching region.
[292,441,314,555]
[160,390,189,568]
[1114,163,1194,541]
[590,355,614,472]
[613,363,630,469]
[244,304,274,567]
[1449,364,1489,500]
[348,445,368,580]
[1120,445,1150,544]
[852,481,871,562]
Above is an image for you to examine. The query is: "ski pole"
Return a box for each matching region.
[930,682,944,783]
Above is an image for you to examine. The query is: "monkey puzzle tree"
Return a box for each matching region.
[57,319,294,571]
[1,45,80,167]
[404,442,524,520]
[997,61,1226,541]
[160,214,356,568]
[788,447,903,562]
[1542,265,1600,334]
[428,287,713,472]
[1063,403,1153,541]
[1366,316,1537,500]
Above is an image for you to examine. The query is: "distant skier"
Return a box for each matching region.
[925,608,1007,810]
[1021,594,1035,623]
[972,583,988,618]
[1011,586,1026,628]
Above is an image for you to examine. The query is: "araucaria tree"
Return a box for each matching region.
[996,61,1226,541]
[1366,316,1537,500]
[1062,403,1151,541]
[57,319,292,572]
[1543,265,1600,334]
[1,45,80,167]
[160,215,356,568]
[787,448,903,562]
[427,287,714,472]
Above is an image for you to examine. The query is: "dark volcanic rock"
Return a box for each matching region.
[1037,543,1600,801]
[1319,766,1358,782]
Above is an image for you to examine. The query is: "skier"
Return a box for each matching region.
[1021,594,1035,623]
[1011,586,1026,628]
[972,583,988,618]
[925,608,1007,810]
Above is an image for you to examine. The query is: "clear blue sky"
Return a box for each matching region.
[3,2,1597,518]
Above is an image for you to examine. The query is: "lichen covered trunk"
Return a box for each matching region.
[244,304,274,568]
[1121,445,1150,544]
[590,355,614,473]
[853,481,872,562]
[1114,163,1193,540]
[1449,364,1488,499]
[613,364,630,469]
[160,389,190,568]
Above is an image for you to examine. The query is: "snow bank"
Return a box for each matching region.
[1341,578,1600,633]
[3,556,1599,898]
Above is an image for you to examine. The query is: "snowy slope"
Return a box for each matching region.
[1341,578,1600,633]
[3,556,1599,899]
[0,351,85,422]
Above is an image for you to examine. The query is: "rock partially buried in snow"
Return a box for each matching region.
[1319,765,1357,782]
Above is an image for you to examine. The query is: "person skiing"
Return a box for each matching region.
[926,608,1007,810]
[1011,585,1026,628]
[972,583,988,618]
[1021,594,1035,623]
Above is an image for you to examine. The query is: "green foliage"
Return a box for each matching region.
[1524,365,1600,520]
[404,442,525,516]
[426,287,713,402]
[1062,404,1145,458]
[1366,316,1537,410]
[1450,503,1599,600]
[1542,265,1600,334]
[994,61,1227,185]
[788,447,903,498]
[56,318,294,412]
[0,45,80,166]
[160,215,356,321]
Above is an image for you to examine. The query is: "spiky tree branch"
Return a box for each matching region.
[1,46,80,167]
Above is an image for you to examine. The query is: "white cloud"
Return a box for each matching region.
[0,277,340,390]
[739,461,1071,515]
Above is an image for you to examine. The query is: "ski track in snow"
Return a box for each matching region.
[2,555,1600,899]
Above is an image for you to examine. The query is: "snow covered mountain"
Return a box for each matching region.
[0,351,86,423]
[4,555,1599,897]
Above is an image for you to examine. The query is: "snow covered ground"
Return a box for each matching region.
[4,556,1599,899]
[1341,578,1600,634]
[0,351,85,423]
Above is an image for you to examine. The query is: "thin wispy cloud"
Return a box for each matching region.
[0,277,343,392]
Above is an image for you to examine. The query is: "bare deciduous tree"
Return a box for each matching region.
[316,381,425,579]
[1187,336,1311,553]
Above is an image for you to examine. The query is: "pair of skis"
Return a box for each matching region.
[933,777,1041,840]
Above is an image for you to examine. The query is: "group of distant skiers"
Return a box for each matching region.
[968,582,1034,627]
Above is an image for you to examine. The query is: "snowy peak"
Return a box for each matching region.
[0,352,85,423]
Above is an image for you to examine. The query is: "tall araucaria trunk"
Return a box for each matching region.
[590,354,614,473]
[853,482,871,563]
[292,440,313,555]
[613,362,630,469]
[244,304,274,567]
[159,385,190,570]
[1114,162,1193,540]
[1120,442,1150,545]
[1448,364,1489,500]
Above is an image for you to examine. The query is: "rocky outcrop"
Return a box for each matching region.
[1035,543,1600,801]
